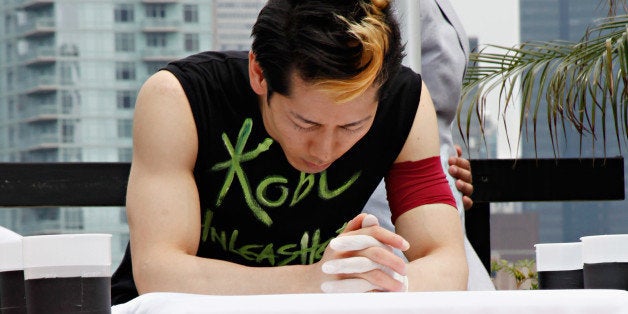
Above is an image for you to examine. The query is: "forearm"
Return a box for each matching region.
[395,204,468,291]
[405,247,468,291]
[134,249,318,295]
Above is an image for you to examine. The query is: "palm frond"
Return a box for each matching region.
[459,14,628,156]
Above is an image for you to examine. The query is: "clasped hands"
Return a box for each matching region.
[319,214,409,293]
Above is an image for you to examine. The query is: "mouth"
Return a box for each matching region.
[303,159,332,173]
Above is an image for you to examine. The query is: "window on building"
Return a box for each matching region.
[6,69,13,89]
[7,98,15,119]
[32,207,59,221]
[63,208,84,230]
[117,119,133,138]
[116,90,136,109]
[61,90,80,114]
[146,33,167,47]
[120,233,130,249]
[184,33,199,52]
[61,120,75,143]
[4,13,14,33]
[115,33,135,52]
[5,42,13,61]
[61,147,82,162]
[145,62,167,75]
[59,61,80,85]
[119,207,128,224]
[145,4,166,18]
[118,147,133,162]
[115,62,136,80]
[26,149,58,162]
[183,4,199,23]
[114,4,135,22]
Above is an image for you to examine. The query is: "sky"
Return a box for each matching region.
[449,0,520,48]
[449,0,522,158]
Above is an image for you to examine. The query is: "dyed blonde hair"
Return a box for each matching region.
[315,0,392,103]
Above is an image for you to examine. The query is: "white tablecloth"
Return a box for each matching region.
[112,289,628,314]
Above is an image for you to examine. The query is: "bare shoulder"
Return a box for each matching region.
[133,70,198,171]
[137,70,187,107]
[394,82,440,163]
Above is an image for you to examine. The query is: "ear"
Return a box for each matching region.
[249,51,267,96]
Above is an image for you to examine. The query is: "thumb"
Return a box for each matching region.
[341,213,368,234]
[361,214,379,228]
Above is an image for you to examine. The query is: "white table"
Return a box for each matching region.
[112,289,628,314]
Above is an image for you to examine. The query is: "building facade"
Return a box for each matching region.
[213,0,263,51]
[0,0,218,265]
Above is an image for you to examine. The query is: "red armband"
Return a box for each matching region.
[385,156,456,223]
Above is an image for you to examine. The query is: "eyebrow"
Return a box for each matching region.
[290,111,373,128]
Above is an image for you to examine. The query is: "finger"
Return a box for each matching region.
[320,278,381,293]
[455,179,474,197]
[395,273,409,292]
[322,255,405,277]
[321,273,408,293]
[342,213,369,234]
[356,268,407,292]
[449,156,471,172]
[322,255,407,280]
[322,256,381,274]
[462,195,474,211]
[341,226,410,251]
[358,245,406,275]
[454,144,463,157]
[449,165,472,185]
[329,234,392,252]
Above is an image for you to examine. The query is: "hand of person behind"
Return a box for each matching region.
[447,145,474,210]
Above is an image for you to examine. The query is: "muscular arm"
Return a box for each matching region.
[127,71,314,295]
[392,83,468,290]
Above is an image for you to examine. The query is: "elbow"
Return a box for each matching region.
[132,255,163,295]
[449,246,469,290]
[130,244,200,295]
[457,257,470,290]
[438,252,468,291]
[429,248,468,291]
[131,249,185,295]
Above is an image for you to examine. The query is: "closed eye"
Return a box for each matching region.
[341,125,364,134]
[289,111,372,134]
[293,122,319,132]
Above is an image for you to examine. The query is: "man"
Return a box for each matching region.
[362,0,494,290]
[111,0,467,304]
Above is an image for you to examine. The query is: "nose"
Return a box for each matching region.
[308,130,335,164]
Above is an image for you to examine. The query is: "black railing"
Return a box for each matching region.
[465,157,625,271]
[0,157,625,272]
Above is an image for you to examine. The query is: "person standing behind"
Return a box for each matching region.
[362,0,495,290]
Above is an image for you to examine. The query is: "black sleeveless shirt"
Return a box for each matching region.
[111,50,421,304]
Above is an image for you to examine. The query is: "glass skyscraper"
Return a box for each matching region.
[0,0,263,266]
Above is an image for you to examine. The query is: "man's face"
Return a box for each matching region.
[261,74,378,174]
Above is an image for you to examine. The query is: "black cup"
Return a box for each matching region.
[582,235,628,290]
[0,227,26,314]
[0,270,27,314]
[22,234,112,314]
[24,276,110,314]
[535,242,583,289]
